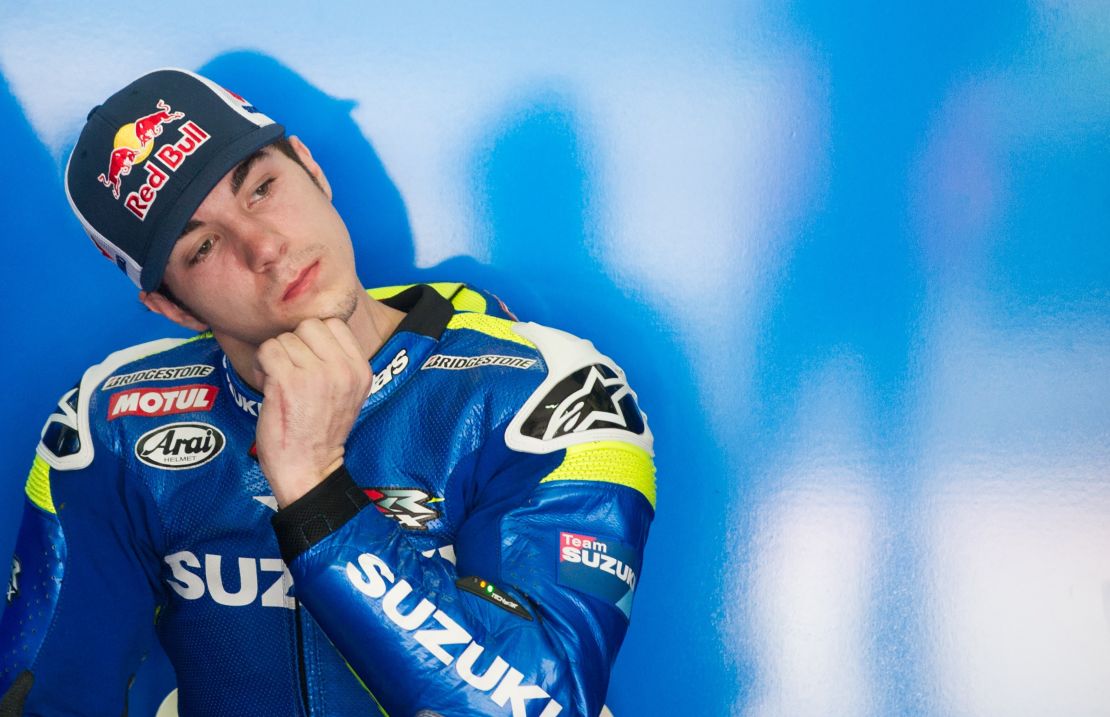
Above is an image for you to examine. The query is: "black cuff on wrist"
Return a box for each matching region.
[271,464,370,564]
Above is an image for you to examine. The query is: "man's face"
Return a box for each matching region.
[155,137,363,348]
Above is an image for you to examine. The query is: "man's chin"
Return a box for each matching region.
[301,288,361,325]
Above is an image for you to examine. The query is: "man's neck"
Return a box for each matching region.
[220,291,407,392]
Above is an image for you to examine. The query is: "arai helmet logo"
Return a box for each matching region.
[135,422,225,470]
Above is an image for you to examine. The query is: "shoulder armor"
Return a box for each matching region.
[505,322,653,456]
[36,337,195,471]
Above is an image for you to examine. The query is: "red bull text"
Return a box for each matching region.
[124,121,209,220]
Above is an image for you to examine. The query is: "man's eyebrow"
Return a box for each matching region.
[230,148,269,195]
[179,219,203,239]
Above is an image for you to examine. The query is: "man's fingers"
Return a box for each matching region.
[322,317,365,363]
[275,332,319,369]
[255,335,294,379]
[294,318,351,364]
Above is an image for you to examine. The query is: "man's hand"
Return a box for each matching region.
[253,318,371,508]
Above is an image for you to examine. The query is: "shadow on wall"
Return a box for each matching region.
[459,89,737,713]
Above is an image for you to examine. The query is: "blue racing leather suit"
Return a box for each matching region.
[0,283,655,717]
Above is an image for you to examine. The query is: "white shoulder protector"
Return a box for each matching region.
[36,337,193,471]
[505,322,654,456]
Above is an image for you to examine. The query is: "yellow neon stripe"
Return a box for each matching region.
[446,314,535,348]
[367,283,490,314]
[448,287,488,314]
[367,282,463,302]
[540,441,656,509]
[25,455,56,514]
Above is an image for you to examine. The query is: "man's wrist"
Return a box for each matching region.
[265,454,346,508]
[270,463,370,564]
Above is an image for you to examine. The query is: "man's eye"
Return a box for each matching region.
[189,238,214,266]
[253,178,274,199]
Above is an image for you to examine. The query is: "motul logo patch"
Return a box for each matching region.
[108,384,218,420]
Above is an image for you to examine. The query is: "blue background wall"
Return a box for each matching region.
[2,2,1108,715]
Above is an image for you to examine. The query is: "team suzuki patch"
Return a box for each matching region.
[558,531,640,619]
[520,364,645,442]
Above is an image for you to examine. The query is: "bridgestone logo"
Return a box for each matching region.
[103,364,214,390]
[422,354,537,371]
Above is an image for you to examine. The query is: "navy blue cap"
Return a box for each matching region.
[65,68,284,291]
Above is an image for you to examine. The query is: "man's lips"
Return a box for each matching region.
[282,261,320,302]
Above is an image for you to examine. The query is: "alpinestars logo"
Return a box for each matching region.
[6,556,19,603]
[365,488,442,529]
[520,364,645,442]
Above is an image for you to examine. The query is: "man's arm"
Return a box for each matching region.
[0,383,164,715]
[275,450,651,716]
[264,321,655,716]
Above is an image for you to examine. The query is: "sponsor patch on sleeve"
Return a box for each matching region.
[557,531,641,619]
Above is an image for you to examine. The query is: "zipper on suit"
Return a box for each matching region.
[294,599,311,716]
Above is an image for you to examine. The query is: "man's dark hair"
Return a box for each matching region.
[269,135,323,190]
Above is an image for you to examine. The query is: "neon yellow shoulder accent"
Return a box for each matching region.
[25,455,56,514]
[446,314,536,348]
[448,287,488,314]
[367,283,489,314]
[367,282,464,302]
[540,441,656,509]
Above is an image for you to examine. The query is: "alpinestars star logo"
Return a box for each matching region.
[7,556,20,603]
[520,364,645,441]
[365,488,442,530]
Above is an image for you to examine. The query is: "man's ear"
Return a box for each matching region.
[287,135,332,201]
[139,290,208,332]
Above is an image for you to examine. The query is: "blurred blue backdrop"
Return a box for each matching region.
[1,2,1108,715]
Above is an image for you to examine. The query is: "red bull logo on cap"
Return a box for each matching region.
[97,100,183,199]
[95,99,211,220]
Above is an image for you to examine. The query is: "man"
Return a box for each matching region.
[0,69,655,716]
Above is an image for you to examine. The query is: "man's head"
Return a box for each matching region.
[66,68,286,292]
[66,68,365,349]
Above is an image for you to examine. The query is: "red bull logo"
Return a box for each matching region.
[133,99,184,145]
[97,99,184,200]
[97,147,138,199]
[94,99,211,220]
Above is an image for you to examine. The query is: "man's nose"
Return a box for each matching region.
[237,221,286,272]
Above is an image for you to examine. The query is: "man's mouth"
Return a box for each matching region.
[282,261,320,302]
